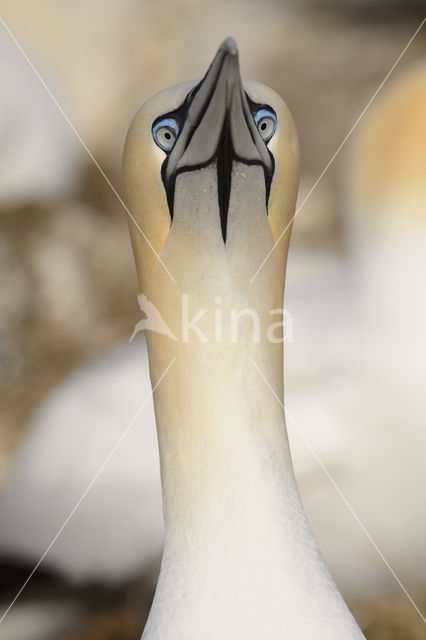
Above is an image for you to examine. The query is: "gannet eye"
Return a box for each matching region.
[254,108,277,142]
[152,118,179,152]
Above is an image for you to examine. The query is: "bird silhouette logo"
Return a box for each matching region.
[130,293,177,342]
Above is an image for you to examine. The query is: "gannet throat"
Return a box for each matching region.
[155,37,275,242]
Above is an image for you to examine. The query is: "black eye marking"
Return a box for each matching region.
[155,90,276,243]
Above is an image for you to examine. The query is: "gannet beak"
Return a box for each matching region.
[162,37,274,242]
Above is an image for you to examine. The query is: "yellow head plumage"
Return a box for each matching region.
[122,38,300,303]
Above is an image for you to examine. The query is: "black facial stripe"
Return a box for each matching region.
[161,157,175,219]
[216,112,233,242]
[151,99,188,135]
[245,95,277,119]
[156,92,276,241]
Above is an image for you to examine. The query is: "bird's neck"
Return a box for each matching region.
[138,166,362,638]
[151,334,290,532]
[143,311,363,639]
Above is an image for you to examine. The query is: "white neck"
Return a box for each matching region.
[139,166,363,639]
[142,339,363,640]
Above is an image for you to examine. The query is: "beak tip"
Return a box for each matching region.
[220,37,238,57]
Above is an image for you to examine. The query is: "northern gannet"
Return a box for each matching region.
[123,37,365,639]
[2,53,424,613]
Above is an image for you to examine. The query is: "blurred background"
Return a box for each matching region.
[0,0,425,638]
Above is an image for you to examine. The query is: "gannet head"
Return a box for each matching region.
[123,37,299,297]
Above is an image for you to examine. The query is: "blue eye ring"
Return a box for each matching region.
[254,108,277,143]
[152,118,179,152]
